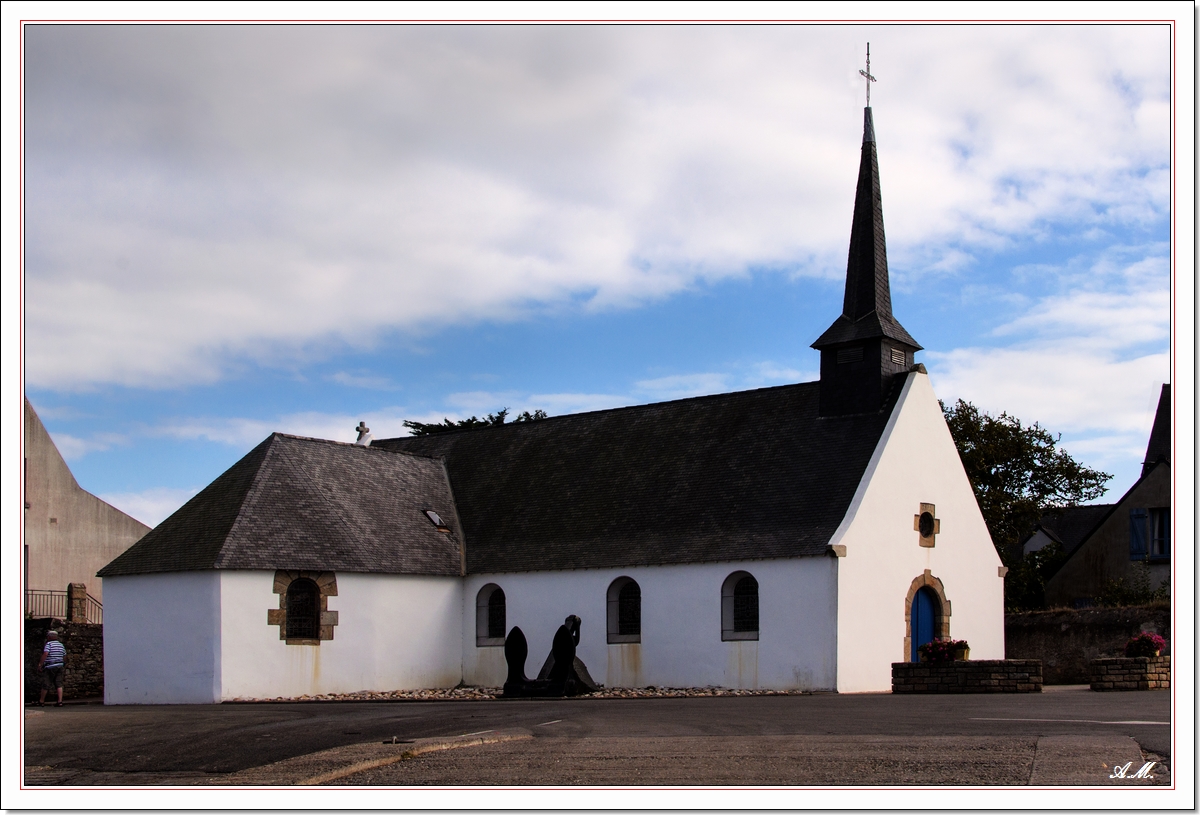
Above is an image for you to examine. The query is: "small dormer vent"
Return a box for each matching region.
[424,509,451,533]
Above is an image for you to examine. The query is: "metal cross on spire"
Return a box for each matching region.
[858,43,876,107]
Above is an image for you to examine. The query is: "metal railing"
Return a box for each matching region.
[25,589,67,620]
[85,594,103,625]
[25,589,103,624]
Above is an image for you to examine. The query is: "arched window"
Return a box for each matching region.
[476,584,506,646]
[285,578,319,640]
[607,577,641,643]
[721,571,759,641]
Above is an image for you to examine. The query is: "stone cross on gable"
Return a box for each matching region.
[355,421,372,446]
[858,43,877,107]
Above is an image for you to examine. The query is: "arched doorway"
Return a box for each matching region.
[903,570,951,662]
[910,587,940,662]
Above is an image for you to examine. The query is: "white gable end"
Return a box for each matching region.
[832,370,1004,692]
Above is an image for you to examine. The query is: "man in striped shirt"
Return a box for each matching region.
[38,630,66,707]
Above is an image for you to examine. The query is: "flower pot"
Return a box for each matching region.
[953,647,970,661]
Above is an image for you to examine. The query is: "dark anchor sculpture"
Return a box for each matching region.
[502,615,600,698]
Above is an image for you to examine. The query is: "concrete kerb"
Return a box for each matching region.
[221,729,533,786]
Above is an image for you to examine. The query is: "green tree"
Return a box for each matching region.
[941,399,1111,570]
[403,407,548,436]
[1003,541,1068,611]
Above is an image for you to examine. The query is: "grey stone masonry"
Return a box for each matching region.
[1089,656,1170,691]
[891,660,1043,694]
[25,618,104,701]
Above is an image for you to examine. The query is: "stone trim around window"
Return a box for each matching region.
[913,502,940,547]
[902,570,951,662]
[267,570,339,645]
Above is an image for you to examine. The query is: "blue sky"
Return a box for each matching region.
[16,21,1186,526]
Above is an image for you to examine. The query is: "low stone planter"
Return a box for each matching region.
[1089,655,1170,691]
[892,659,1042,694]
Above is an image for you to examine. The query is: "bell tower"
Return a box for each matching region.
[812,51,920,416]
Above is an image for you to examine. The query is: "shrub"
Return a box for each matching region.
[1124,632,1166,658]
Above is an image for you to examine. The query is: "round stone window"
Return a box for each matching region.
[919,511,936,538]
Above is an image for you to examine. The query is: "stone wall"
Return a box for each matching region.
[1005,604,1170,685]
[26,618,103,701]
[891,660,1042,693]
[1090,656,1170,691]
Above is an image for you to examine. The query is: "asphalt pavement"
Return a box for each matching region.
[23,687,1172,786]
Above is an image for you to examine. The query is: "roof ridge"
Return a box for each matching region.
[215,434,298,568]
[98,434,277,577]
[270,432,444,459]
[270,434,373,559]
[375,380,822,444]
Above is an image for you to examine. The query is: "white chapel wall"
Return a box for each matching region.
[832,371,1005,693]
[218,570,462,700]
[462,558,838,691]
[102,571,222,704]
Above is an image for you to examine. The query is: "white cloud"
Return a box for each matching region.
[153,356,818,450]
[929,346,1168,437]
[21,25,1169,390]
[635,373,730,400]
[744,362,818,389]
[328,371,397,390]
[156,408,417,447]
[98,486,200,528]
[926,246,1170,486]
[51,431,127,461]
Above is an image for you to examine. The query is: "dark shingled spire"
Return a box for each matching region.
[813,108,920,351]
[812,107,921,416]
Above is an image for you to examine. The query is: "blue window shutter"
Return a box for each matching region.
[1129,508,1148,559]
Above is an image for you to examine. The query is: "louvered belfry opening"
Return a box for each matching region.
[812,106,921,416]
[285,578,320,639]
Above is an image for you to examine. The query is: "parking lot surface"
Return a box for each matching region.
[23,687,1171,786]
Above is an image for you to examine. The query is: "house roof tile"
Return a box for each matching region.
[98,434,463,577]
[373,377,903,573]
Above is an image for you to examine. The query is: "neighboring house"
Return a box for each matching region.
[1020,504,1114,557]
[1043,385,1171,608]
[98,105,1006,704]
[24,398,151,610]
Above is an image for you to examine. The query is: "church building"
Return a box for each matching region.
[98,105,1005,704]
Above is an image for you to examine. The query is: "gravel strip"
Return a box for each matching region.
[227,686,813,703]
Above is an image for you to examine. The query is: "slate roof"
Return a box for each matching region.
[1027,504,1115,557]
[98,434,463,577]
[813,108,920,352]
[373,377,904,574]
[1142,383,1170,476]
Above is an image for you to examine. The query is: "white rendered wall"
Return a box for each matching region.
[831,371,1005,693]
[102,571,221,704]
[462,559,838,691]
[219,571,462,700]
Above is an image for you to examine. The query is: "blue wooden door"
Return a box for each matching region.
[911,588,937,661]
